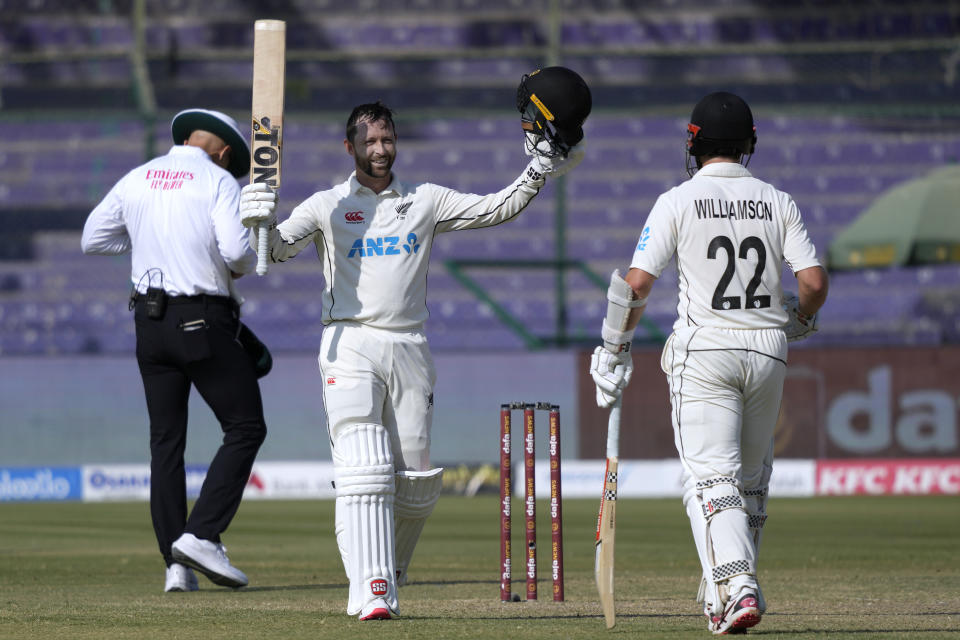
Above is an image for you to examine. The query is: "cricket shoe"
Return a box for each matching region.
[359,598,396,621]
[171,533,248,588]
[164,563,199,592]
[712,593,761,635]
[705,609,744,634]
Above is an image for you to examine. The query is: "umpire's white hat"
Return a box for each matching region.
[171,109,250,178]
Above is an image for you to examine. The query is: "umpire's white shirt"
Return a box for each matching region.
[260,166,544,329]
[81,145,255,295]
[630,162,820,331]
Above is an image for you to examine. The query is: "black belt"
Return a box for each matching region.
[134,292,235,306]
[167,293,235,306]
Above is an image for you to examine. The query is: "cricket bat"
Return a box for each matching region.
[250,19,286,276]
[595,398,620,629]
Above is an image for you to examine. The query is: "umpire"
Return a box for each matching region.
[82,108,267,592]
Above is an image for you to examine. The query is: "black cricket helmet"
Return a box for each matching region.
[517,66,592,158]
[686,91,757,176]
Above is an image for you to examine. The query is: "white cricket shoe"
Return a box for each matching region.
[164,563,199,592]
[359,597,396,621]
[171,533,248,588]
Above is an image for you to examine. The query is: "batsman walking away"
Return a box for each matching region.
[238,67,591,620]
[589,91,828,635]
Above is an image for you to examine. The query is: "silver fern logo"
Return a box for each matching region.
[395,201,412,219]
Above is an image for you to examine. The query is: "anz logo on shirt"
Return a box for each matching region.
[636,226,652,252]
[347,232,421,258]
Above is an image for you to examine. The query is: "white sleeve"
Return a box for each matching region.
[212,176,257,274]
[780,194,821,273]
[81,179,132,255]
[433,163,545,233]
[629,193,678,277]
[264,194,326,263]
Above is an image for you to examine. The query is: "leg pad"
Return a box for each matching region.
[394,468,444,585]
[333,423,398,616]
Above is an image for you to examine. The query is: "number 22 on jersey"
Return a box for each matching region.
[707,234,771,311]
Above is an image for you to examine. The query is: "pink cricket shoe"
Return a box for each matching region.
[712,593,761,635]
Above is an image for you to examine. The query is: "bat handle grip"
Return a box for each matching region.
[606,399,621,459]
[256,220,269,276]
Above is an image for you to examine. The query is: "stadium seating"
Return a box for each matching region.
[2,1,959,354]
[3,1,958,109]
[2,108,959,354]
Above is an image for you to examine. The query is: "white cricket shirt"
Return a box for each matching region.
[630,162,821,331]
[261,164,545,330]
[82,145,255,295]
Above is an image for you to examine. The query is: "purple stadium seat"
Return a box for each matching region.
[4,0,960,357]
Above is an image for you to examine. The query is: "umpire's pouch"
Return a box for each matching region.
[238,322,272,378]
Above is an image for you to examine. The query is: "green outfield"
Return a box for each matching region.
[0,495,957,639]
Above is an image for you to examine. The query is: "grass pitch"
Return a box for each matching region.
[0,495,957,639]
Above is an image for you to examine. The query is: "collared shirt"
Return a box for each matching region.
[630,162,821,331]
[261,164,545,330]
[82,145,255,295]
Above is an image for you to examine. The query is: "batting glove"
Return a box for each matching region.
[240,183,277,228]
[782,292,819,342]
[525,135,587,178]
[589,345,633,409]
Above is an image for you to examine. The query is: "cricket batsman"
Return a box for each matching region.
[237,67,592,619]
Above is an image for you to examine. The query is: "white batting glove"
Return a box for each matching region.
[589,345,633,409]
[782,292,819,342]
[240,183,277,228]
[524,135,587,178]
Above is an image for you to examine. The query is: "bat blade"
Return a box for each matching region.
[595,455,618,629]
[595,400,621,629]
[251,19,286,276]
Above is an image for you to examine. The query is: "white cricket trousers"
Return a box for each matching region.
[660,326,788,490]
[319,321,436,472]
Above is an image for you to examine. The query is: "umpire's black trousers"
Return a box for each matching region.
[134,294,267,566]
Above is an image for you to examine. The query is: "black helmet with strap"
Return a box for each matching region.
[516,66,592,158]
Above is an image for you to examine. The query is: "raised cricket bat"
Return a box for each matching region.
[595,398,620,629]
[250,19,286,276]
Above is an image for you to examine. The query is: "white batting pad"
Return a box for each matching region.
[698,476,745,520]
[334,423,398,616]
[744,486,768,535]
[743,483,769,613]
[684,485,724,617]
[394,468,444,585]
[689,476,759,617]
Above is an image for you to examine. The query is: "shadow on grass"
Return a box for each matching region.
[750,630,960,635]
[407,611,706,622]
[716,612,960,635]
[241,582,344,592]
[404,578,504,587]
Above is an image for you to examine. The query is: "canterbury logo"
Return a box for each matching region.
[344,211,365,223]
[395,202,412,216]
